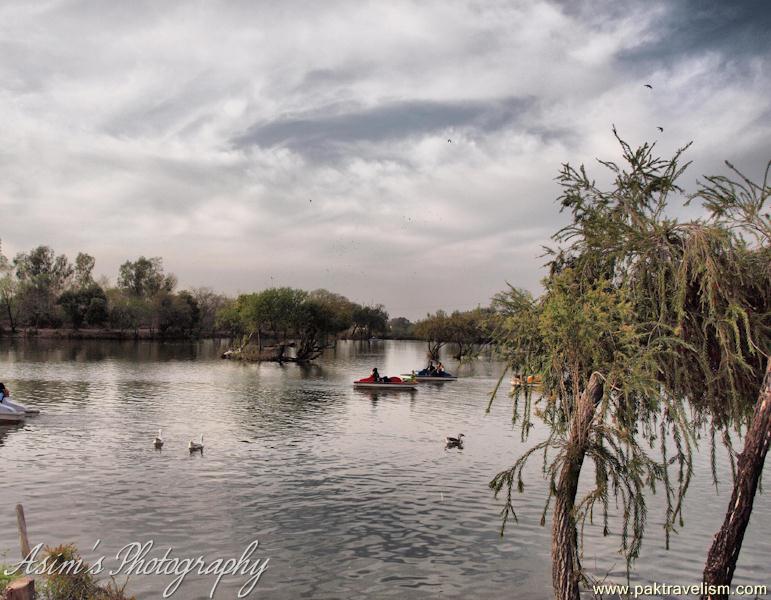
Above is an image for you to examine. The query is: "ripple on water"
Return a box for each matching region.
[0,339,769,600]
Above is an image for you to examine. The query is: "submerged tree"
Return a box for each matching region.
[490,134,769,600]
[223,287,358,362]
[414,308,493,360]
[413,310,450,360]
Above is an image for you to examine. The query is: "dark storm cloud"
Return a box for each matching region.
[233,97,534,158]
[636,0,771,60]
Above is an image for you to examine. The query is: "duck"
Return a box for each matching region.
[446,433,465,446]
[153,428,164,449]
[189,434,204,453]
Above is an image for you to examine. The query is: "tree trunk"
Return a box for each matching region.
[552,373,604,600]
[701,357,771,600]
[3,296,16,332]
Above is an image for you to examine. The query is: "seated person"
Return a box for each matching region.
[371,368,381,383]
[0,383,9,402]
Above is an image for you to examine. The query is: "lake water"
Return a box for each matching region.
[0,340,769,599]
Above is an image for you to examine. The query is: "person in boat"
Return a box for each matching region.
[371,368,381,383]
[427,362,436,375]
[436,362,445,375]
[0,383,9,403]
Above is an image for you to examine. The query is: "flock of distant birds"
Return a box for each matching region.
[644,83,665,132]
[151,428,465,453]
[446,83,663,145]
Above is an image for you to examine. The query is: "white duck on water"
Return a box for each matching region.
[189,435,204,453]
[153,429,164,449]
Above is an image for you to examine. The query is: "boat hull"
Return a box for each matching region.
[353,383,417,390]
[1,398,39,415]
[403,375,458,382]
[0,404,25,423]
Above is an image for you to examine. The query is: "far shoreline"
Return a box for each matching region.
[0,328,421,343]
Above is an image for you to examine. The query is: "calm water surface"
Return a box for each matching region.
[0,340,769,599]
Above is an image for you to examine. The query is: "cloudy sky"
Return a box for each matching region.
[1,0,769,318]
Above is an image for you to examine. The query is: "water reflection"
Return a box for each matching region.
[0,339,768,600]
[0,423,24,447]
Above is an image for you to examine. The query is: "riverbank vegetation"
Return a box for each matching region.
[489,135,770,600]
[0,544,135,600]
[0,244,498,363]
[0,249,229,340]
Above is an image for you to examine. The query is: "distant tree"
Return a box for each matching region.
[351,304,388,338]
[225,287,355,362]
[192,287,231,335]
[413,311,450,360]
[413,308,491,360]
[0,241,19,332]
[73,252,96,288]
[446,308,492,359]
[387,317,414,339]
[216,297,247,339]
[155,290,199,337]
[85,294,108,327]
[13,246,73,287]
[294,296,343,360]
[308,289,355,343]
[58,285,108,329]
[117,257,174,298]
[13,246,73,327]
[106,288,152,334]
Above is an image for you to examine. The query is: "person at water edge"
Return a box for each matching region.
[371,368,381,382]
[0,383,10,402]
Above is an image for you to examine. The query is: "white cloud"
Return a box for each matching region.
[0,0,768,318]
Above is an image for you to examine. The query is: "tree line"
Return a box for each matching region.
[0,243,497,360]
[488,135,770,600]
[0,248,229,338]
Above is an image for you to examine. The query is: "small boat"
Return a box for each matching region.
[403,369,457,382]
[402,373,458,382]
[0,402,25,423]
[511,374,543,386]
[1,397,40,415]
[353,376,417,390]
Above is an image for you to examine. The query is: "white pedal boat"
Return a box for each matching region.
[1,397,39,417]
[0,402,25,423]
